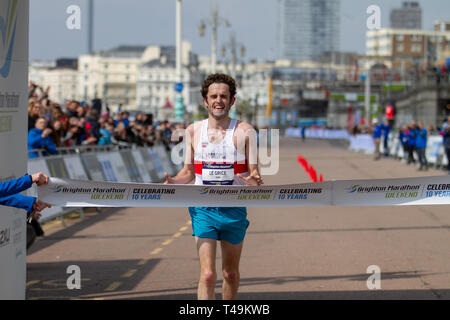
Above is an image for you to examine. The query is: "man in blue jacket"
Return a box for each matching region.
[415,121,428,171]
[28,117,57,158]
[0,172,51,219]
[381,120,391,157]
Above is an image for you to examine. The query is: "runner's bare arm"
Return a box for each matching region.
[236,122,263,186]
[164,124,195,184]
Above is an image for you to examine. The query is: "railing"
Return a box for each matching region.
[27,142,182,224]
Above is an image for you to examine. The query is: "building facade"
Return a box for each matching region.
[136,46,203,120]
[78,42,195,113]
[366,28,450,69]
[276,0,340,62]
[390,2,422,30]
[29,59,79,104]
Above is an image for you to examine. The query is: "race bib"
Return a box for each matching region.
[202,163,234,185]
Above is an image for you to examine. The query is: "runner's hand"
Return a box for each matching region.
[237,173,263,186]
[164,172,175,184]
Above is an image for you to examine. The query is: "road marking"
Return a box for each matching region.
[179,226,188,231]
[26,280,40,287]
[162,238,173,246]
[105,281,122,292]
[137,258,149,266]
[92,297,105,300]
[172,232,182,238]
[151,247,163,255]
[121,269,137,278]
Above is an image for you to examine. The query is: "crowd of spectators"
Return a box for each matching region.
[368,117,450,173]
[27,81,185,158]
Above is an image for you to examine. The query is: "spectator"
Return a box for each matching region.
[28,100,42,132]
[122,111,130,127]
[28,117,57,158]
[372,119,382,160]
[98,123,113,145]
[415,121,428,171]
[381,120,391,157]
[399,124,409,162]
[50,119,66,147]
[406,120,418,165]
[442,116,450,174]
[66,100,79,118]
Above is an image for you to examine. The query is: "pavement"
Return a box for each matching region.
[26,137,450,300]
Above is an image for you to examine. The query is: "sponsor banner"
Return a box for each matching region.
[139,149,160,182]
[120,151,143,182]
[46,157,70,178]
[38,176,450,208]
[38,178,332,208]
[80,154,105,181]
[63,155,89,180]
[154,145,176,176]
[286,128,351,140]
[131,150,153,182]
[333,175,450,206]
[147,148,166,180]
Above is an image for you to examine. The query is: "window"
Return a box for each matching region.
[396,35,404,41]
[396,44,403,52]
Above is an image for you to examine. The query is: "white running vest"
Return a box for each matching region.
[194,119,248,185]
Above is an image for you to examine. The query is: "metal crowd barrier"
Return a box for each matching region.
[27,143,183,223]
[286,128,448,170]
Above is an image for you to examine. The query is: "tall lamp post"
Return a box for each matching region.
[174,0,185,121]
[199,3,231,74]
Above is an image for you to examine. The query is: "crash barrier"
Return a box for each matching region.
[39,175,450,207]
[27,143,182,223]
[285,128,448,169]
[285,127,351,140]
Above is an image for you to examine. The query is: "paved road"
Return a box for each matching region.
[26,137,450,300]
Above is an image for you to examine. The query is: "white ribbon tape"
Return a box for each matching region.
[37,176,450,208]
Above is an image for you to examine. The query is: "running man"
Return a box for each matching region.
[164,73,263,300]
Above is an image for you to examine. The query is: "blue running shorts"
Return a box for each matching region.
[188,207,249,245]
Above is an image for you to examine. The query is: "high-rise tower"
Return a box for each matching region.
[276,0,340,61]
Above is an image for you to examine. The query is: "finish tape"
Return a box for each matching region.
[38,176,450,207]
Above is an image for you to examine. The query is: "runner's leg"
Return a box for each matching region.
[196,237,217,300]
[221,239,244,300]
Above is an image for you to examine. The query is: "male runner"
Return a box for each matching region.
[164,73,263,300]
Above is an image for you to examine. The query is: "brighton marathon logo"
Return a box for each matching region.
[199,187,273,200]
[0,0,18,78]
[277,187,322,200]
[53,185,126,200]
[346,184,420,199]
[425,183,450,198]
[131,187,176,201]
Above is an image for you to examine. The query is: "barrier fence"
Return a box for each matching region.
[286,128,448,169]
[27,143,182,223]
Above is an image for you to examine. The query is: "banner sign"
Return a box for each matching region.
[38,175,450,208]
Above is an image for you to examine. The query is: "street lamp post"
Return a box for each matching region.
[199,3,230,74]
[174,0,185,121]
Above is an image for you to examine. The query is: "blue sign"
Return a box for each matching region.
[174,82,184,93]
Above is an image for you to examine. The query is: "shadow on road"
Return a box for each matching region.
[67,270,445,300]
[26,258,161,300]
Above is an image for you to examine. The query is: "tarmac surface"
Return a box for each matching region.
[26,137,450,300]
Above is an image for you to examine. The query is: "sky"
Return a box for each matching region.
[29,0,450,62]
